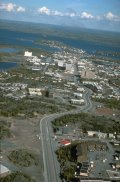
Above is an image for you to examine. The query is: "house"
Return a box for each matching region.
[0,164,11,177]
[60,139,71,146]
[87,131,107,139]
[113,141,120,146]
[87,131,97,137]
[109,133,115,139]
[116,162,120,170]
[80,169,88,177]
[98,132,107,139]
[71,99,84,105]
[74,92,83,98]
[81,162,89,173]
[28,88,49,97]
[77,87,85,92]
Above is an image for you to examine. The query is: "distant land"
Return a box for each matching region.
[0,19,120,55]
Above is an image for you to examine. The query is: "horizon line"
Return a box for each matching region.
[0,18,120,34]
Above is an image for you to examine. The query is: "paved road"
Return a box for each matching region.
[40,87,93,182]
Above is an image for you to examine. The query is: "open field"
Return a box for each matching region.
[0,116,44,182]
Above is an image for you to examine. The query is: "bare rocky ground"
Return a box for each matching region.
[91,101,119,118]
[96,107,114,116]
[95,107,120,118]
[0,115,44,182]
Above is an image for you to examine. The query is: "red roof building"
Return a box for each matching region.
[60,139,71,146]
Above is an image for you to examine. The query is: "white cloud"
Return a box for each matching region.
[37,7,99,21]
[38,7,76,17]
[81,12,94,19]
[38,7,64,16]
[17,6,25,12]
[0,3,25,12]
[37,7,120,23]
[105,12,115,20]
[0,3,16,12]
[105,12,120,21]
[53,10,63,16]
[38,7,50,15]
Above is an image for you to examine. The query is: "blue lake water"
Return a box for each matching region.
[0,29,59,53]
[0,28,120,60]
[0,47,18,53]
[0,26,120,59]
[0,62,17,71]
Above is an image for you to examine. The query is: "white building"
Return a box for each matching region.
[71,99,84,105]
[74,92,83,98]
[58,60,65,67]
[24,51,32,57]
[77,87,85,92]
[87,131,107,139]
[28,88,44,96]
[87,131,97,137]
[66,63,73,72]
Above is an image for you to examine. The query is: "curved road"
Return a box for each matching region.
[40,87,93,182]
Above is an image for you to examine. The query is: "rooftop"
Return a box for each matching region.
[0,164,10,175]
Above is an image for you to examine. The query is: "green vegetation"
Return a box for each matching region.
[0,94,74,117]
[1,171,35,182]
[0,80,76,118]
[52,112,120,134]
[0,120,11,139]
[109,78,120,87]
[5,67,45,86]
[84,84,98,93]
[61,165,75,181]
[56,144,76,163]
[56,143,77,181]
[8,149,38,167]
[94,98,120,110]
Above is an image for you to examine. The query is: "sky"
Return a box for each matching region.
[0,0,120,32]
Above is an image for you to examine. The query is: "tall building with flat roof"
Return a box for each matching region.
[73,60,81,83]
[24,51,32,57]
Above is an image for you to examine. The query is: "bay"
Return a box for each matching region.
[0,47,18,53]
[0,62,17,71]
[0,21,120,59]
